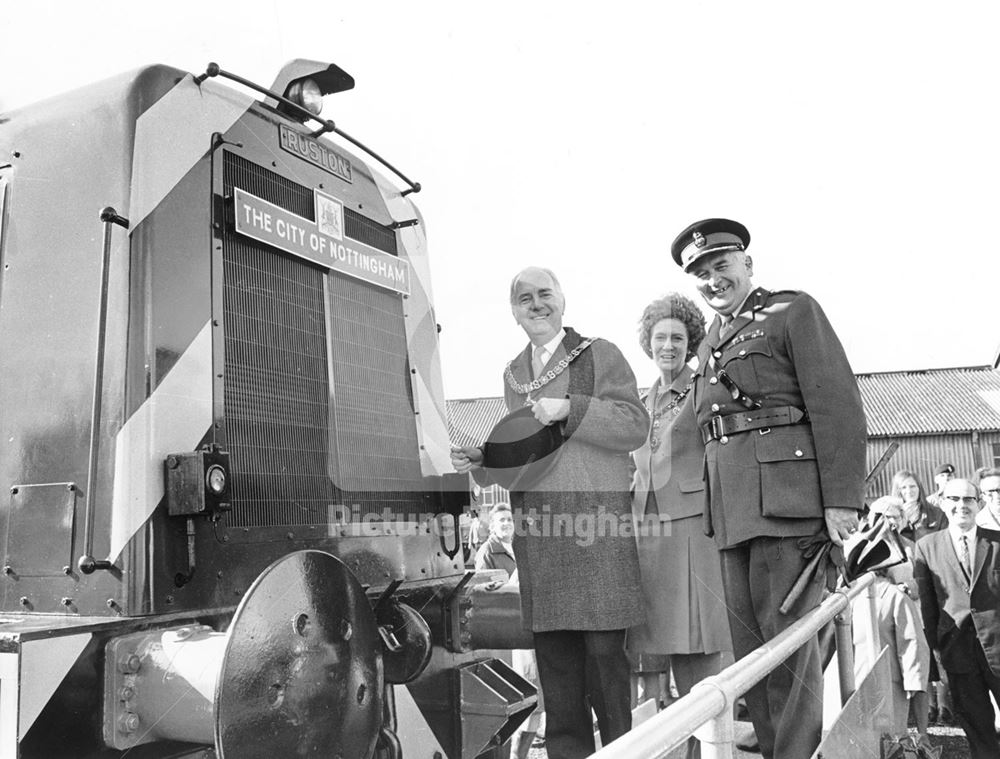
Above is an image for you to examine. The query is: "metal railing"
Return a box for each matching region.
[591,573,881,759]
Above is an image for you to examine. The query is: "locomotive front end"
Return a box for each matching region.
[0,60,533,759]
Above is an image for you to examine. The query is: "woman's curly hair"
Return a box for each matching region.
[638,293,706,361]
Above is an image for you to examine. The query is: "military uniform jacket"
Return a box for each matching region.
[692,288,867,549]
[476,328,648,631]
[914,528,1000,677]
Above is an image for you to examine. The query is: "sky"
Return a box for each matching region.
[2,1,997,399]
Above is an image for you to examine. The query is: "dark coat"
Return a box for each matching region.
[478,328,648,631]
[901,501,947,543]
[474,534,517,579]
[692,288,868,549]
[914,527,1000,676]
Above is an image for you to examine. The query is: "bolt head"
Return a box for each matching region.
[120,653,141,674]
[118,711,140,733]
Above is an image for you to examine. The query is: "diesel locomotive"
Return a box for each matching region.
[0,59,533,758]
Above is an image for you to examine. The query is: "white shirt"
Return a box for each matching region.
[949,524,977,577]
[531,328,566,375]
[976,507,1000,530]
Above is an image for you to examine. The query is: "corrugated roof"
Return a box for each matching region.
[446,367,1000,443]
[857,366,1000,436]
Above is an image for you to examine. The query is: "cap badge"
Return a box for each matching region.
[693,231,706,248]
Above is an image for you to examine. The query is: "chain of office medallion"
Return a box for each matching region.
[504,338,595,399]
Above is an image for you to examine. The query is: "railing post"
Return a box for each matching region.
[834,608,855,705]
[691,681,735,759]
[865,582,882,661]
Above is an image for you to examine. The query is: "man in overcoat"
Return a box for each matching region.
[671,219,867,759]
[915,477,1000,758]
[451,266,647,759]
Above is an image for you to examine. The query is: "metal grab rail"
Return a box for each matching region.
[591,572,878,759]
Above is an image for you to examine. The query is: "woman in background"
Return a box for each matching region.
[890,468,951,726]
[891,470,945,543]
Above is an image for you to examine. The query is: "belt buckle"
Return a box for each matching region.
[709,415,724,440]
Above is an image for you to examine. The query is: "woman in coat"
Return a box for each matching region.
[890,469,952,725]
[628,294,731,752]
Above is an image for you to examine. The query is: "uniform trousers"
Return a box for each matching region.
[533,629,631,759]
[947,642,1000,759]
[720,537,824,759]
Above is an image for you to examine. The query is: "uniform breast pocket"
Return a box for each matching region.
[719,338,773,390]
[754,428,824,519]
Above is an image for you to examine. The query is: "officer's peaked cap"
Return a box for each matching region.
[671,218,750,271]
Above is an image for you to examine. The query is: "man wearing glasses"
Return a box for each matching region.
[670,219,867,759]
[975,469,1000,530]
[914,478,1000,759]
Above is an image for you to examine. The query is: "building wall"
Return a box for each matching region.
[866,433,986,499]
[975,431,1000,474]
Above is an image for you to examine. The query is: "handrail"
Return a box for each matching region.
[591,572,878,759]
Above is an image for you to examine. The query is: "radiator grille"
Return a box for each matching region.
[221,152,422,529]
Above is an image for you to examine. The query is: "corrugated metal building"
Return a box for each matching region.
[448,366,1000,505]
[859,366,1000,496]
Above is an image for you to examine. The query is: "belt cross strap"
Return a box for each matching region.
[701,405,806,443]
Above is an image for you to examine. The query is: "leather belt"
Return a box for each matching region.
[701,406,806,444]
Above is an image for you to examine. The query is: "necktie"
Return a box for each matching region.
[718,318,734,341]
[532,346,547,378]
[960,534,972,580]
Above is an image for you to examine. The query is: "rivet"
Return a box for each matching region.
[709,377,718,385]
[713,351,722,359]
[119,686,134,701]
[795,449,804,457]
[61,597,72,606]
[2,566,13,576]
[739,349,747,356]
[720,436,729,445]
[18,596,29,606]
[711,403,720,412]
[120,653,142,674]
[119,712,140,734]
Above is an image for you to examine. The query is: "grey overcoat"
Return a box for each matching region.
[479,329,648,631]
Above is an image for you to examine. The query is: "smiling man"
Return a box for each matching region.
[671,219,868,759]
[915,478,1000,758]
[451,266,648,759]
